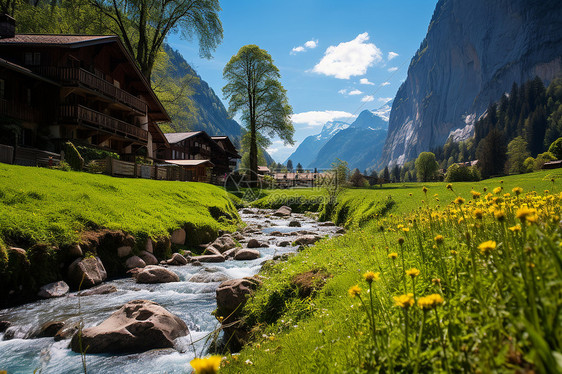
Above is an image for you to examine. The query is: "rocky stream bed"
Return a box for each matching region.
[0,208,343,373]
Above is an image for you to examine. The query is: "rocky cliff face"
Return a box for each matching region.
[380,0,562,167]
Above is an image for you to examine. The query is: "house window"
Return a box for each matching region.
[24,52,41,66]
[0,79,5,99]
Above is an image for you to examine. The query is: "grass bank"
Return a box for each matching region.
[221,170,562,373]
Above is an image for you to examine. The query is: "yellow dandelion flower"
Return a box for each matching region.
[450,249,458,255]
[446,183,453,190]
[406,268,421,278]
[454,196,465,205]
[493,186,503,194]
[190,355,222,374]
[394,293,415,309]
[478,240,497,254]
[418,293,444,310]
[508,224,521,232]
[434,234,444,244]
[348,285,361,298]
[516,206,537,222]
[402,227,410,232]
[471,190,481,199]
[388,252,398,259]
[512,187,523,195]
[503,193,511,198]
[473,208,484,219]
[428,293,444,306]
[494,210,506,221]
[422,186,428,193]
[363,271,380,284]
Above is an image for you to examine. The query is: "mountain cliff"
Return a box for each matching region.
[380,0,562,167]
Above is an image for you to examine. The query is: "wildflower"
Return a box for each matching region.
[508,224,521,232]
[402,227,410,232]
[493,186,503,194]
[394,293,415,309]
[471,190,481,199]
[450,249,458,255]
[409,193,413,197]
[503,193,511,198]
[494,210,506,221]
[363,271,380,284]
[473,208,484,219]
[478,240,497,254]
[454,196,465,205]
[388,252,398,259]
[422,186,428,193]
[406,268,420,278]
[446,183,453,191]
[348,285,361,298]
[190,356,221,374]
[434,234,444,244]
[418,294,444,310]
[516,206,537,222]
[512,187,523,195]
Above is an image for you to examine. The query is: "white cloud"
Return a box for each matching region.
[380,82,391,87]
[304,39,318,49]
[338,89,348,95]
[388,52,399,61]
[360,78,375,85]
[291,39,318,55]
[348,89,363,96]
[388,67,398,72]
[378,97,393,103]
[311,32,383,79]
[361,95,375,103]
[291,110,356,127]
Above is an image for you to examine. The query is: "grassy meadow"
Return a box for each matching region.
[0,164,241,249]
[219,170,562,373]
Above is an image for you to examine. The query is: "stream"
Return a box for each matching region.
[0,208,341,373]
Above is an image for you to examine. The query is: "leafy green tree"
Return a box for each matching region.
[415,152,438,182]
[506,136,530,174]
[548,137,562,159]
[1,0,17,16]
[382,166,390,183]
[223,45,294,180]
[349,168,367,187]
[90,0,223,79]
[476,128,507,178]
[369,170,378,186]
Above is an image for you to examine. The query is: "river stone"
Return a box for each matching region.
[37,321,65,338]
[247,239,268,249]
[125,256,146,269]
[55,323,78,342]
[288,220,301,227]
[189,268,230,283]
[222,248,239,259]
[70,300,188,354]
[78,284,117,296]
[145,239,154,254]
[278,241,291,247]
[139,250,158,266]
[232,232,245,241]
[196,255,225,263]
[269,231,284,236]
[273,206,292,217]
[167,253,188,266]
[135,266,179,284]
[67,244,83,257]
[170,229,186,245]
[319,221,336,227]
[68,257,107,289]
[117,246,132,258]
[211,235,237,253]
[38,281,69,299]
[203,246,222,256]
[294,235,321,246]
[234,249,260,261]
[242,209,254,214]
[216,277,262,318]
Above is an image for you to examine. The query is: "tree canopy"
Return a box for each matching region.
[415,152,438,182]
[223,45,294,177]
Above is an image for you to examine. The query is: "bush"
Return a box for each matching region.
[523,157,535,173]
[76,145,119,164]
[548,137,562,159]
[63,142,84,171]
[534,151,556,170]
[445,164,480,182]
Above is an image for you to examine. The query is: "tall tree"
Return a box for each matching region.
[286,159,293,172]
[223,45,294,179]
[382,166,390,183]
[296,162,303,173]
[90,0,223,79]
[415,152,438,182]
[476,128,507,178]
[506,136,530,174]
[0,0,16,15]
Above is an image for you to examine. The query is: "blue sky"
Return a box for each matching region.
[168,0,438,163]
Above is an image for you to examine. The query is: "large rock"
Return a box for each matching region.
[145,239,154,254]
[135,266,180,284]
[189,268,230,283]
[273,206,292,217]
[68,257,107,289]
[167,253,188,266]
[78,284,117,296]
[196,255,225,263]
[37,321,65,338]
[234,249,260,261]
[125,256,146,269]
[278,241,291,247]
[139,250,158,266]
[170,229,186,245]
[70,300,188,353]
[216,277,262,318]
[288,220,301,227]
[294,235,321,246]
[117,246,132,258]
[232,232,245,241]
[203,246,222,256]
[222,248,239,259]
[210,235,237,253]
[247,239,268,249]
[319,221,336,227]
[38,281,69,299]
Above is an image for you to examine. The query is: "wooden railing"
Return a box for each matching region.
[37,67,147,114]
[0,98,38,122]
[0,144,13,164]
[13,147,60,167]
[60,105,149,142]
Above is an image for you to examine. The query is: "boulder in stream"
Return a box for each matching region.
[189,268,231,283]
[78,284,117,296]
[273,206,292,217]
[294,235,322,246]
[70,300,188,354]
[288,220,301,227]
[247,239,268,249]
[234,249,260,261]
[37,281,69,299]
[68,257,107,289]
[167,253,188,266]
[216,277,262,318]
[139,250,158,266]
[37,321,65,338]
[135,266,180,284]
[125,256,146,269]
[210,235,237,253]
[196,254,226,263]
[170,228,186,245]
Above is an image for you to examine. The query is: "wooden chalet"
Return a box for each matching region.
[0,15,170,165]
[273,172,321,188]
[157,131,240,183]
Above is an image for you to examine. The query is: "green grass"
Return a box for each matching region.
[221,170,562,373]
[0,164,241,248]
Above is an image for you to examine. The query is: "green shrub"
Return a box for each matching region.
[548,137,562,159]
[63,142,84,171]
[534,151,556,170]
[76,145,119,163]
[445,163,481,182]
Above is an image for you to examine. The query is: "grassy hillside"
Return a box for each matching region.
[0,164,240,249]
[222,170,562,373]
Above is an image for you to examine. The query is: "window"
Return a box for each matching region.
[24,52,41,66]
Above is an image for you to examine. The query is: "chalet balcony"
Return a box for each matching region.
[37,67,147,114]
[0,98,38,122]
[60,105,148,142]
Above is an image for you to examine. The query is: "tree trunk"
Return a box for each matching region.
[249,120,258,187]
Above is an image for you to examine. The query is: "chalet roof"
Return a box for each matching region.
[258,166,270,173]
[211,136,240,157]
[0,58,58,85]
[164,159,214,167]
[164,132,203,144]
[0,34,116,47]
